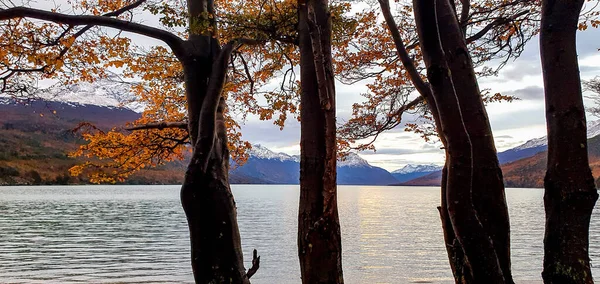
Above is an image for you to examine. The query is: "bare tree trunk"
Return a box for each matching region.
[427,86,472,284]
[435,0,513,282]
[178,2,259,276]
[297,0,344,283]
[414,0,505,282]
[375,1,471,281]
[540,0,599,282]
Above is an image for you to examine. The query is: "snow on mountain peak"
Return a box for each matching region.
[0,79,145,112]
[247,146,373,167]
[43,80,145,112]
[248,144,298,162]
[513,119,600,151]
[338,153,371,168]
[392,164,442,174]
[512,136,547,151]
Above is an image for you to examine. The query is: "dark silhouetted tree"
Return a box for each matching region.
[540,0,599,282]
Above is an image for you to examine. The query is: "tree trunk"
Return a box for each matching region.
[540,0,599,282]
[435,0,513,282]
[180,99,249,283]
[375,1,472,281]
[414,0,505,282]
[427,88,472,284]
[297,0,344,283]
[179,34,253,283]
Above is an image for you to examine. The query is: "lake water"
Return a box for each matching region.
[0,185,599,283]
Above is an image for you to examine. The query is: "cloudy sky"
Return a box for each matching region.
[239,25,600,171]
[14,1,600,171]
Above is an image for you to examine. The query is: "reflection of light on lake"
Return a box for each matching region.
[354,186,451,283]
[0,185,598,283]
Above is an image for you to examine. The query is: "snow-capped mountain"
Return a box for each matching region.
[391,164,443,183]
[231,147,397,185]
[515,120,600,151]
[42,80,144,112]
[339,152,371,168]
[248,144,299,162]
[1,79,144,113]
[511,136,547,151]
[392,164,442,174]
[498,119,600,164]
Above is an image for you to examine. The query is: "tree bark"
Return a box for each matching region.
[376,1,472,281]
[435,0,513,282]
[179,39,252,283]
[431,97,472,284]
[540,0,599,282]
[414,0,505,282]
[178,1,254,282]
[0,1,256,283]
[297,0,344,283]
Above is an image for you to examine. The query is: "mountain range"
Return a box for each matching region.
[230,145,398,185]
[391,164,443,183]
[402,120,600,187]
[0,92,399,185]
[2,81,599,187]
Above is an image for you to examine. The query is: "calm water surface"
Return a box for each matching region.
[1,185,599,283]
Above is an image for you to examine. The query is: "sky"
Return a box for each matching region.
[239,26,600,171]
[10,1,600,171]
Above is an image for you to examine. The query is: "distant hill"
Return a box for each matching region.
[337,153,399,185]
[503,134,600,188]
[391,164,443,183]
[231,145,399,185]
[0,97,399,186]
[0,98,150,185]
[497,139,547,164]
[401,126,600,188]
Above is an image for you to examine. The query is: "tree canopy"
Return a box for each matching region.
[0,0,360,182]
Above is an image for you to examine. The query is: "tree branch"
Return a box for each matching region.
[126,121,188,131]
[0,6,186,57]
[465,10,528,44]
[377,0,433,99]
[246,249,260,279]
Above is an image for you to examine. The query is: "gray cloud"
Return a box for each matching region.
[239,119,300,148]
[495,135,513,139]
[508,85,545,101]
[502,61,541,81]
[580,65,600,74]
[360,146,443,156]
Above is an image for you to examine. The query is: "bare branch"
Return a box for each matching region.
[238,54,255,94]
[378,0,433,99]
[246,249,260,279]
[126,121,188,131]
[465,10,528,44]
[0,6,186,57]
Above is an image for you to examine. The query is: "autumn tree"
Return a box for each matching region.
[410,0,509,281]
[540,0,599,282]
[337,0,536,149]
[0,0,309,282]
[0,0,366,282]
[297,0,343,283]
[331,0,544,282]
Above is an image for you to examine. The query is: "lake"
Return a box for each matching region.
[0,185,599,283]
